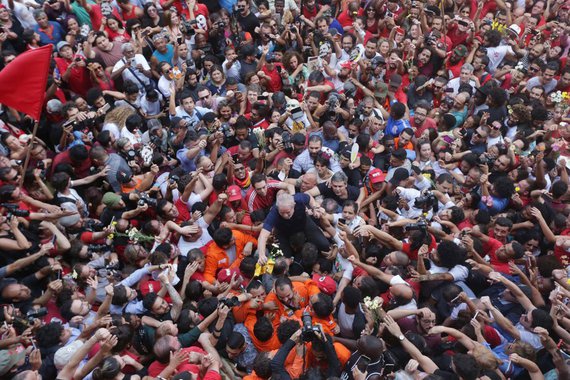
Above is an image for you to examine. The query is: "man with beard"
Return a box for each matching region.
[236,0,259,36]
[446,44,469,79]
[306,171,364,208]
[416,47,434,77]
[411,101,436,138]
[293,135,341,174]
[526,61,559,94]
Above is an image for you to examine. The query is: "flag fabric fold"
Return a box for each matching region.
[0,45,53,121]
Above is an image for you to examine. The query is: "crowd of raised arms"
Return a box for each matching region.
[0,0,570,379]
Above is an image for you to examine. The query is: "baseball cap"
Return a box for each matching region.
[56,41,71,52]
[217,268,241,283]
[312,274,337,296]
[390,167,410,186]
[371,55,386,67]
[340,61,352,70]
[226,185,241,202]
[389,73,403,88]
[369,168,386,184]
[54,340,84,370]
[453,44,468,57]
[425,5,440,15]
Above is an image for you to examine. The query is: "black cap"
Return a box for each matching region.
[118,171,133,184]
[340,149,351,159]
[390,167,410,186]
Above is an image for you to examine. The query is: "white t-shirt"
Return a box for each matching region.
[177,217,212,256]
[112,55,151,92]
[485,45,514,73]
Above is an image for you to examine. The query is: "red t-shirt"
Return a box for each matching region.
[54,57,92,97]
[148,347,206,377]
[401,234,437,261]
[87,4,123,32]
[261,64,283,92]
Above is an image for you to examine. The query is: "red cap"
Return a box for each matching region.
[340,61,352,70]
[217,268,242,283]
[227,185,241,202]
[369,168,386,184]
[312,274,337,295]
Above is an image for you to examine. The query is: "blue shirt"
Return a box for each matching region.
[35,22,65,46]
[152,44,175,66]
[385,117,411,138]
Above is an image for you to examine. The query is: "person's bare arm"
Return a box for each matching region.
[203,193,227,225]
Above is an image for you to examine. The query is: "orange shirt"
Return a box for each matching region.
[244,312,281,352]
[264,281,320,328]
[204,230,257,283]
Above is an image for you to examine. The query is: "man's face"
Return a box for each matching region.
[560,72,570,88]
[530,87,544,101]
[471,126,487,144]
[276,285,294,304]
[226,344,245,360]
[317,19,328,34]
[459,68,472,83]
[161,201,179,220]
[278,203,295,219]
[237,0,248,14]
[542,69,556,84]
[331,180,346,196]
[308,141,321,158]
[495,243,514,261]
[432,18,443,31]
[235,127,248,141]
[494,224,510,242]
[152,296,170,315]
[437,180,453,194]
[493,155,510,172]
[301,174,317,192]
[254,180,268,197]
[417,310,436,333]
[414,108,427,125]
[3,284,31,302]
[181,96,195,114]
[361,101,373,116]
[365,42,376,58]
[342,36,353,52]
[197,90,212,107]
[399,131,412,146]
[418,49,431,65]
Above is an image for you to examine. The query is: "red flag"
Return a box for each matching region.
[0,45,53,121]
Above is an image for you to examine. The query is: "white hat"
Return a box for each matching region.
[507,24,521,36]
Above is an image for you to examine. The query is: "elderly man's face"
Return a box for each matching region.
[278,203,295,219]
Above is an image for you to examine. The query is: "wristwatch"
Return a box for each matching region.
[398,335,405,341]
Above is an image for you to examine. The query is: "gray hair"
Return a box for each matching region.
[276,193,295,208]
[461,63,475,73]
[121,42,134,54]
[33,10,47,19]
[331,171,348,184]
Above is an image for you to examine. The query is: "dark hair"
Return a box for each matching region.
[276,319,301,344]
[253,316,273,342]
[436,241,466,269]
[112,285,129,306]
[312,293,334,318]
[452,354,480,380]
[227,331,245,349]
[69,144,89,162]
[93,357,122,380]
[36,322,64,349]
[213,227,233,247]
[253,353,272,379]
[142,292,159,311]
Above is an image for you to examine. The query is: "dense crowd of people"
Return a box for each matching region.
[0,0,569,379]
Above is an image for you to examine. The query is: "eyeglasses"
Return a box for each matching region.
[529,66,539,72]
[199,95,209,101]
[474,131,485,138]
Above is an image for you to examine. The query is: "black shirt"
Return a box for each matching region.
[237,12,260,36]
[317,183,360,207]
